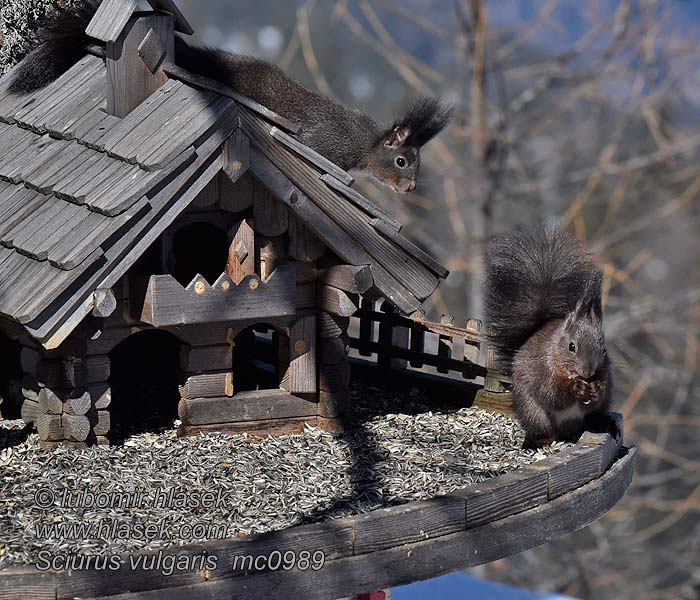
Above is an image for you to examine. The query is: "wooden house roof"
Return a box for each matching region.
[0,49,447,348]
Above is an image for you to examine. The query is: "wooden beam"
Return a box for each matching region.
[269,126,354,186]
[280,316,317,395]
[370,218,449,279]
[319,265,373,294]
[92,288,117,318]
[179,390,317,425]
[162,62,301,134]
[219,171,254,213]
[137,27,168,74]
[318,285,358,318]
[180,372,234,400]
[288,215,325,262]
[253,178,289,237]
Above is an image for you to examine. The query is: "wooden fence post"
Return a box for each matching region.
[437,314,454,374]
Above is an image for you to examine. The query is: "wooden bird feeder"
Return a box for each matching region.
[0,0,635,597]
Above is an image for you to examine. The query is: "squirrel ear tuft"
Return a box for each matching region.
[386,97,455,148]
[384,125,412,149]
[575,269,604,321]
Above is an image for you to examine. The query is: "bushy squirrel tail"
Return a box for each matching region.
[8,0,100,94]
[483,227,597,373]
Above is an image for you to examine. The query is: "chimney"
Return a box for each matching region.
[105,13,175,118]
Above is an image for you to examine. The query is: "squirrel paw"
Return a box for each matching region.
[523,436,554,450]
[584,412,620,438]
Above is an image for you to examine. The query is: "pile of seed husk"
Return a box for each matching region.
[0,381,571,568]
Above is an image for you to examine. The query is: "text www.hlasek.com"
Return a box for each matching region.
[34,519,229,543]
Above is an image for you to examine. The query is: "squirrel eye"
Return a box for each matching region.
[569,341,576,352]
[395,156,408,168]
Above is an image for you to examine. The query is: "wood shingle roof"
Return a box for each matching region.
[0,48,448,348]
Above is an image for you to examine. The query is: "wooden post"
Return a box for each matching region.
[377,301,408,370]
[280,316,317,395]
[358,297,374,357]
[437,314,454,374]
[106,14,175,118]
[464,319,482,378]
[409,309,426,368]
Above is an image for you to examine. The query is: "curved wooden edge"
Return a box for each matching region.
[0,416,632,600]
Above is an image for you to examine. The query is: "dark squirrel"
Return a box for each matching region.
[484,227,614,449]
[7,0,453,193]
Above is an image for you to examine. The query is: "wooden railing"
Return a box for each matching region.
[348,299,515,413]
[349,299,488,381]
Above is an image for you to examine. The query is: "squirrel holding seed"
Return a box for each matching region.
[8,0,453,194]
[484,227,614,449]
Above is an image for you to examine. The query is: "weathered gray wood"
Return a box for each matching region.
[464,319,482,375]
[147,0,194,35]
[61,391,92,416]
[180,345,233,373]
[179,390,317,425]
[320,265,372,294]
[223,129,250,184]
[437,314,454,374]
[141,264,296,328]
[377,301,409,370]
[269,126,353,186]
[89,384,112,410]
[258,236,288,281]
[352,496,467,556]
[37,413,63,441]
[226,219,255,285]
[317,390,342,418]
[537,444,608,500]
[371,218,449,279]
[280,316,316,394]
[294,262,318,283]
[36,357,111,390]
[319,337,348,366]
[78,449,633,600]
[318,285,358,317]
[249,149,370,268]
[92,289,117,318]
[318,313,349,339]
[190,174,220,208]
[179,415,342,438]
[409,310,426,368]
[85,0,140,43]
[27,130,226,349]
[288,215,325,262]
[358,297,375,356]
[92,410,111,436]
[105,14,175,118]
[253,178,289,237]
[295,282,316,309]
[38,388,64,415]
[0,567,56,600]
[243,111,438,303]
[21,398,40,425]
[461,468,548,528]
[63,414,91,442]
[320,173,402,231]
[162,62,301,134]
[319,359,351,392]
[85,327,132,356]
[180,372,234,400]
[137,27,167,74]
[219,170,254,212]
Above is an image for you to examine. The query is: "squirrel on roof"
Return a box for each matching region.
[8,0,453,194]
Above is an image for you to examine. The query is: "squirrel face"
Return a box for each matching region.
[554,300,607,382]
[367,97,454,193]
[366,142,420,193]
